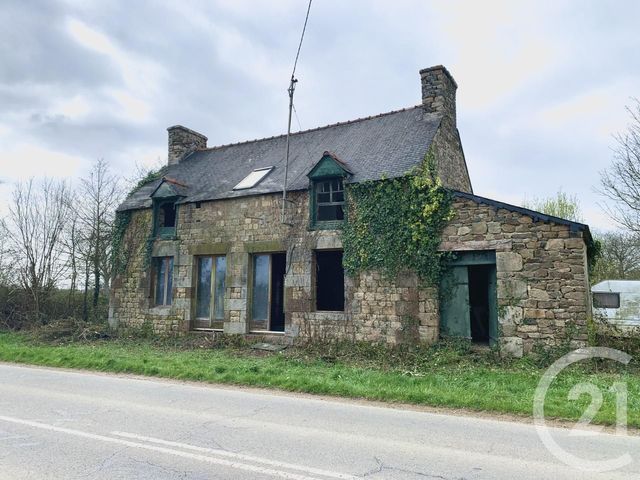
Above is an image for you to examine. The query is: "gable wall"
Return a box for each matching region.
[431,118,473,193]
[439,197,591,356]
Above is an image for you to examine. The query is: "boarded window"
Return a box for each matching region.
[153,257,173,306]
[195,256,226,329]
[316,250,345,311]
[316,179,345,222]
[593,292,620,309]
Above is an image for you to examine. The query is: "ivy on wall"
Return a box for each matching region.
[112,167,168,275]
[111,210,132,274]
[129,167,166,196]
[342,150,454,285]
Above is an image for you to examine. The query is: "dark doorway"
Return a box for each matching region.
[316,250,345,311]
[270,253,286,332]
[439,251,498,346]
[468,265,492,344]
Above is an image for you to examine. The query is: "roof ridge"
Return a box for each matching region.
[195,104,426,154]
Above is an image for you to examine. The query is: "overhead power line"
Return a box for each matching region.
[290,0,312,80]
[281,0,313,224]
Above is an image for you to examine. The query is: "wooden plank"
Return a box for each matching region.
[440,266,471,338]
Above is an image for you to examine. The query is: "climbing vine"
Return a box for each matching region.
[342,149,454,285]
[112,166,168,273]
[586,237,602,279]
[143,232,155,269]
[111,210,132,274]
[129,166,166,196]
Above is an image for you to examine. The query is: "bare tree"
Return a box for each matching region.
[75,159,123,318]
[5,178,71,320]
[600,99,640,231]
[0,218,11,286]
[591,230,640,283]
[58,191,86,313]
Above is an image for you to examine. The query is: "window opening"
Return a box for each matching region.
[316,178,344,222]
[316,250,345,311]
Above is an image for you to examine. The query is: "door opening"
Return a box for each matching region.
[250,252,286,332]
[468,265,491,344]
[439,251,498,346]
[270,253,286,332]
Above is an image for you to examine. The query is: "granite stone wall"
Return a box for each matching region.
[110,190,590,357]
[440,196,591,357]
[109,190,440,344]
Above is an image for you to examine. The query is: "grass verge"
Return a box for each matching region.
[0,330,638,428]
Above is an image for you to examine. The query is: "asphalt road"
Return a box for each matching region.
[0,363,638,479]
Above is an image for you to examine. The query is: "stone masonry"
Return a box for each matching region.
[110,188,591,358]
[167,125,208,166]
[110,190,441,345]
[440,196,591,356]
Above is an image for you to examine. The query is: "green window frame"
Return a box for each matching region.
[316,178,344,221]
[311,178,345,229]
[153,199,178,238]
[307,153,351,230]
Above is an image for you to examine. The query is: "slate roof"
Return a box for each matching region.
[118,106,441,211]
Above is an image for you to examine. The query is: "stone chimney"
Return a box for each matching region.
[167,125,208,166]
[420,65,457,126]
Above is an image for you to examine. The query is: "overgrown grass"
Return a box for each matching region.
[0,330,638,428]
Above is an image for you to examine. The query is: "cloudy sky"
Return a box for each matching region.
[1,0,638,229]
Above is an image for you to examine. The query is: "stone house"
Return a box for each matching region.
[110,65,593,357]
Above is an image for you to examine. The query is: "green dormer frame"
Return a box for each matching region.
[150,178,186,239]
[307,152,353,230]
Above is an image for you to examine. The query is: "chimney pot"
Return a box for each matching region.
[167,125,208,166]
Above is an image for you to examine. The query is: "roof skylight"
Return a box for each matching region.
[233,166,274,190]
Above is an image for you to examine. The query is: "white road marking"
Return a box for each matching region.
[0,414,352,480]
[111,431,357,480]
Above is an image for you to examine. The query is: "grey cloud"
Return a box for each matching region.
[0,1,120,89]
[0,0,639,231]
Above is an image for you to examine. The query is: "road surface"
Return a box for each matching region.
[0,363,638,479]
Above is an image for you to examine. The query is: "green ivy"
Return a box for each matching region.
[143,233,155,269]
[586,237,602,278]
[111,210,132,274]
[342,150,453,286]
[129,166,166,196]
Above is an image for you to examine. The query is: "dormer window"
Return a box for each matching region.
[150,177,188,239]
[158,202,176,228]
[307,152,352,229]
[154,200,177,238]
[316,178,344,221]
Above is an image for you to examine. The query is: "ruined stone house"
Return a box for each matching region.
[110,65,593,357]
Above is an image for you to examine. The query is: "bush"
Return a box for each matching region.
[30,317,113,343]
[0,285,109,330]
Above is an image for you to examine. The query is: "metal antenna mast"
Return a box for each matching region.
[281,0,312,224]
